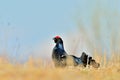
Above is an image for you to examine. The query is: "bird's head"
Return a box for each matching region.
[53,36,63,44]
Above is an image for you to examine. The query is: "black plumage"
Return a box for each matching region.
[52,36,100,68]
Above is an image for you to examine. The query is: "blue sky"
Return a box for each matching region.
[0,0,79,62]
[0,0,120,62]
[0,0,77,45]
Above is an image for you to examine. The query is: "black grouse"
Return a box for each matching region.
[52,36,100,68]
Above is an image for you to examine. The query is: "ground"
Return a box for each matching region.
[0,53,119,80]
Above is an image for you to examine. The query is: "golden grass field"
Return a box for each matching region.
[0,52,120,80]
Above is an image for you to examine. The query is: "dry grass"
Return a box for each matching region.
[0,53,119,80]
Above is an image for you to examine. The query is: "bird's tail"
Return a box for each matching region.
[80,52,88,62]
[79,52,88,67]
[80,52,100,68]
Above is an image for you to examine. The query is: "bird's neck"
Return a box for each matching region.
[56,43,64,50]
